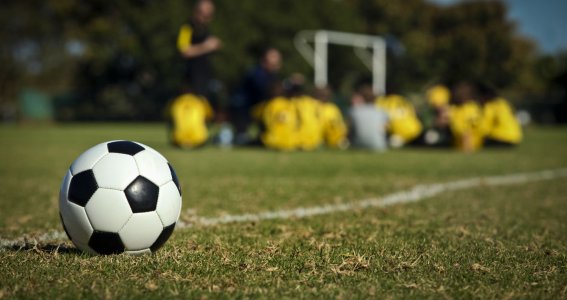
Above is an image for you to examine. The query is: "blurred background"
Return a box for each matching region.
[1,0,566,124]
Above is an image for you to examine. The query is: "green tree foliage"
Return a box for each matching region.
[212,0,364,90]
[0,0,556,120]
[355,0,539,91]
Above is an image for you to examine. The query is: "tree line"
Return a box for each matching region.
[0,0,565,121]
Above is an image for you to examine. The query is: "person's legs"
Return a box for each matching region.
[230,106,254,145]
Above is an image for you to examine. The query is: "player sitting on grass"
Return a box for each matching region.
[256,78,349,151]
[231,48,282,145]
[375,85,423,148]
[314,86,349,149]
[286,74,325,151]
[477,83,522,147]
[169,91,213,149]
[449,81,484,152]
[423,84,453,147]
[349,82,389,152]
[258,83,298,151]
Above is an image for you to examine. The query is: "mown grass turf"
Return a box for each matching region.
[0,124,566,298]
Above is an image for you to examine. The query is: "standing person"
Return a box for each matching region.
[169,0,220,148]
[177,0,221,99]
[231,47,282,145]
[349,83,389,152]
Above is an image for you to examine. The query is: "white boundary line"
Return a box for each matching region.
[2,168,567,250]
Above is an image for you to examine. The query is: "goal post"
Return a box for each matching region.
[294,30,386,94]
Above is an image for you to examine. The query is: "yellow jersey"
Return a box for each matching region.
[320,102,348,148]
[261,97,298,151]
[376,94,423,143]
[480,98,522,144]
[449,101,483,151]
[169,93,213,148]
[293,96,324,151]
[177,24,193,54]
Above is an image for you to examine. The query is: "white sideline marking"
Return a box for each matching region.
[1,168,567,250]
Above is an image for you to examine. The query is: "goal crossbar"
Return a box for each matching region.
[294,30,386,94]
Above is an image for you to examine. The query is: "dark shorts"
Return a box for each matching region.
[484,138,516,148]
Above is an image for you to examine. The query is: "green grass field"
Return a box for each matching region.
[1,124,566,299]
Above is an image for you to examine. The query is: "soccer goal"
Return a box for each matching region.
[294,30,386,94]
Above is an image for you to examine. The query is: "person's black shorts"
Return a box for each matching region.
[484,138,516,148]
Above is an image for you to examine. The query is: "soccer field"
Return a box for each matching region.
[0,124,566,298]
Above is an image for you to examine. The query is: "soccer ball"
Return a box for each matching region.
[59,140,182,255]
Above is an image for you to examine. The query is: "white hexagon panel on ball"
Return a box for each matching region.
[59,140,183,255]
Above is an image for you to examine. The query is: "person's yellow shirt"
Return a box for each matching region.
[449,101,483,151]
[375,94,423,143]
[320,102,348,148]
[177,24,193,54]
[170,93,213,148]
[293,96,324,151]
[480,97,522,144]
[261,97,298,151]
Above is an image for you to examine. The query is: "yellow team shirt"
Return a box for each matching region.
[375,94,423,143]
[170,93,213,148]
[177,24,193,54]
[320,102,348,148]
[449,101,483,151]
[293,96,324,151]
[480,98,522,144]
[261,97,298,151]
[260,96,348,151]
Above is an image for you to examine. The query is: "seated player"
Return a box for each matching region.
[231,48,282,145]
[423,84,453,147]
[260,94,298,151]
[449,82,483,152]
[286,75,324,151]
[349,83,389,151]
[314,86,349,149]
[375,92,423,147]
[293,95,324,151]
[169,93,213,148]
[477,83,522,147]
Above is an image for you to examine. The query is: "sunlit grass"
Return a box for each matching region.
[0,124,566,298]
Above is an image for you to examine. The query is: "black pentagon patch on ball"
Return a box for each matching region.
[68,170,98,207]
[107,141,145,156]
[150,223,176,252]
[125,176,159,213]
[89,231,125,255]
[168,163,182,195]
